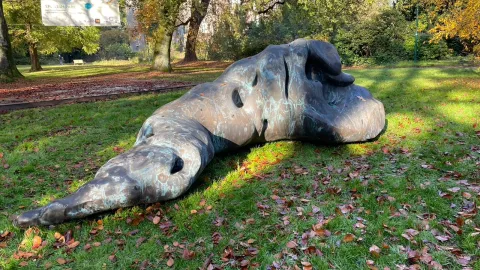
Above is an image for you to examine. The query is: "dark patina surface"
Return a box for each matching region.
[15,39,385,226]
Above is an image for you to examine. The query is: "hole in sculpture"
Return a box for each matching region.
[305,58,325,83]
[170,157,184,174]
[251,72,258,87]
[232,89,244,108]
[284,58,289,99]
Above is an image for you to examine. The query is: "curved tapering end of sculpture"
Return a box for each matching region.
[15,121,214,227]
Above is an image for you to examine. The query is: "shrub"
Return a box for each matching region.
[100,43,135,60]
[333,9,409,65]
[404,33,451,60]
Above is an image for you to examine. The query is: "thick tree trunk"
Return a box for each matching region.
[26,23,42,72]
[28,42,42,72]
[183,0,210,62]
[0,0,22,82]
[152,27,174,72]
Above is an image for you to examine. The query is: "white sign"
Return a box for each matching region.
[41,0,121,27]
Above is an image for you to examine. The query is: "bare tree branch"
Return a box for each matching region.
[175,17,191,27]
[257,0,286,15]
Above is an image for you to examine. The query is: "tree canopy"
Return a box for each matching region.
[4,0,100,71]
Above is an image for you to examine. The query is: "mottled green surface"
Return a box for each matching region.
[0,66,479,269]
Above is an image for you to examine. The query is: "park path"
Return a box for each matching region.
[0,61,231,112]
[0,73,194,106]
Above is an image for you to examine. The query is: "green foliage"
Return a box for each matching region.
[100,43,135,60]
[100,29,130,47]
[404,33,450,60]
[4,0,100,56]
[242,2,313,58]
[207,0,374,61]
[334,9,409,65]
[207,6,246,60]
[98,29,134,60]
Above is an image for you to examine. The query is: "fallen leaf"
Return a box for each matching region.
[182,248,195,260]
[54,232,62,240]
[64,230,73,243]
[167,257,174,267]
[447,187,460,193]
[153,216,161,224]
[286,241,298,248]
[67,241,80,249]
[369,245,381,258]
[136,237,146,248]
[32,235,42,249]
[435,235,450,242]
[57,258,67,265]
[301,261,312,270]
[343,233,355,243]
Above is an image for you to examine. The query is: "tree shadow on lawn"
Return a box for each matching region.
[0,67,479,268]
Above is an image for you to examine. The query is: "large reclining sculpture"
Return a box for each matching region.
[15,39,385,227]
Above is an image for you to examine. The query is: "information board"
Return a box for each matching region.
[41,0,121,27]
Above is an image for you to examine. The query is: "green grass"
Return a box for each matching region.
[15,62,226,83]
[16,64,150,80]
[1,66,479,269]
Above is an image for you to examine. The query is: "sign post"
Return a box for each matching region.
[41,0,121,27]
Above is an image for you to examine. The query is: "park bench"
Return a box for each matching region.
[73,59,85,65]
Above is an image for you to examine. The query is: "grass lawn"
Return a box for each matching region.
[14,61,228,84]
[0,65,479,269]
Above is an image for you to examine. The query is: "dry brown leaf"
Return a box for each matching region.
[57,258,67,265]
[153,216,161,224]
[67,241,80,249]
[343,233,355,243]
[286,241,298,248]
[369,245,381,258]
[302,262,313,270]
[167,257,174,267]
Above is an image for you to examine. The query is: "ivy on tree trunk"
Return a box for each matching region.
[0,0,22,82]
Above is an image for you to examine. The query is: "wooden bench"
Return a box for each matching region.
[73,59,85,65]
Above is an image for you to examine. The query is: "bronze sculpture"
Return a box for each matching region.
[15,39,385,227]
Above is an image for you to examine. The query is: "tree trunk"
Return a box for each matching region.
[0,0,22,82]
[183,0,210,62]
[28,42,42,72]
[152,27,174,72]
[26,23,42,72]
